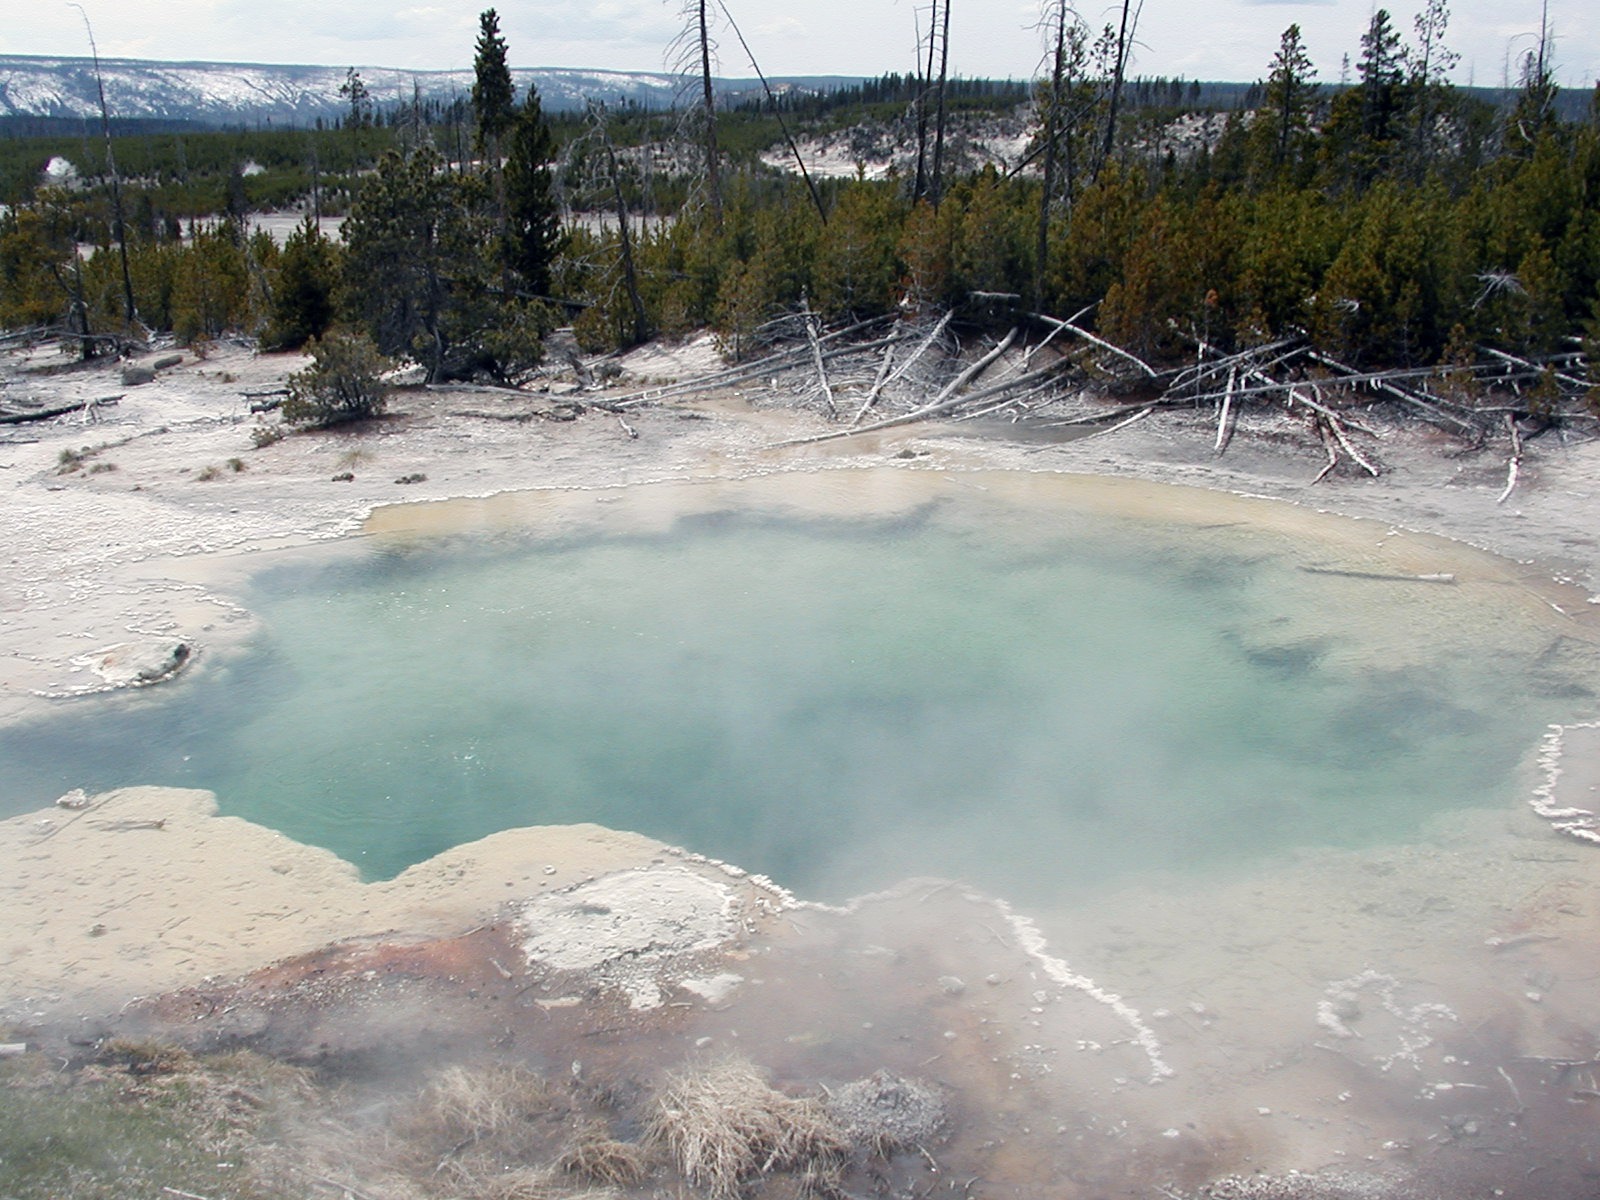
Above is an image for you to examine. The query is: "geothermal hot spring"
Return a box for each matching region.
[1,470,1592,903]
[8,467,1600,1187]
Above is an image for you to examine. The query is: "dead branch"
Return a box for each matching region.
[0,395,120,425]
[850,311,954,426]
[776,353,1064,448]
[605,316,895,408]
[1319,400,1381,477]
[929,327,1019,408]
[1214,365,1237,455]
[1075,405,1153,442]
[1303,349,1483,439]
[801,295,836,418]
[1167,337,1301,398]
[1480,346,1590,393]
[1497,412,1523,505]
[1024,310,1159,378]
[1312,417,1341,484]
[853,333,899,424]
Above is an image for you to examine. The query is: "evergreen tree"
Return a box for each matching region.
[471,9,516,158]
[0,207,72,328]
[1264,25,1317,172]
[264,215,339,350]
[1505,47,1559,157]
[1405,0,1458,177]
[503,85,560,298]
[339,69,372,130]
[1356,10,1406,148]
[341,147,542,382]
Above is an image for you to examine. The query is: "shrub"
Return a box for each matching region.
[283,332,391,428]
[250,423,286,448]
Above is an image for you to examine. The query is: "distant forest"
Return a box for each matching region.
[0,3,1595,403]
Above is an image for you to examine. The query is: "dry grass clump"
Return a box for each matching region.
[648,1058,848,1199]
[411,1064,555,1143]
[97,1038,196,1077]
[556,1122,650,1186]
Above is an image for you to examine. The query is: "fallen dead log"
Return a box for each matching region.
[1233,366,1381,479]
[1497,413,1523,505]
[850,311,953,426]
[1166,337,1302,399]
[1303,350,1484,440]
[800,296,836,418]
[1024,310,1159,378]
[1312,416,1342,484]
[0,395,120,424]
[930,327,1019,408]
[1300,566,1456,584]
[1215,365,1237,455]
[1480,346,1590,393]
[607,331,900,410]
[775,357,1067,448]
[604,315,895,408]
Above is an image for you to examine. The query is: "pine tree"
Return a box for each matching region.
[264,215,339,350]
[1262,25,1317,173]
[341,147,541,382]
[503,85,560,298]
[471,9,516,158]
[1405,0,1458,177]
[1357,10,1406,148]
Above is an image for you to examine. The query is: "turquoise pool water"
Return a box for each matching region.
[1,482,1581,903]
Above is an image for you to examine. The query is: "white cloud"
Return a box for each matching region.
[1,0,1592,87]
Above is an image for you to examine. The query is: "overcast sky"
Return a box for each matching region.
[8,0,1596,90]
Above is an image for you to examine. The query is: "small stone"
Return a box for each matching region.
[938,975,966,996]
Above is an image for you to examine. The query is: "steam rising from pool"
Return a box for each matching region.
[2,474,1583,908]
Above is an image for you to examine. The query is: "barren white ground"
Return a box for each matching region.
[4,336,1600,1186]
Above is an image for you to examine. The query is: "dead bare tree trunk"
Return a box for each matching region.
[1034,1,1068,308]
[1098,0,1139,176]
[697,0,722,222]
[929,0,952,206]
[912,0,938,202]
[72,3,137,332]
[714,0,826,224]
[592,107,650,347]
[801,294,837,418]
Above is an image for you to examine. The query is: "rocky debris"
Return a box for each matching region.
[1192,1169,1426,1199]
[824,1070,945,1153]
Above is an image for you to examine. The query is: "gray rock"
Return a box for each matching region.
[120,365,156,386]
[78,640,192,687]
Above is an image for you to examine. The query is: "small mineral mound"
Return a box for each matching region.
[824,1070,945,1154]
